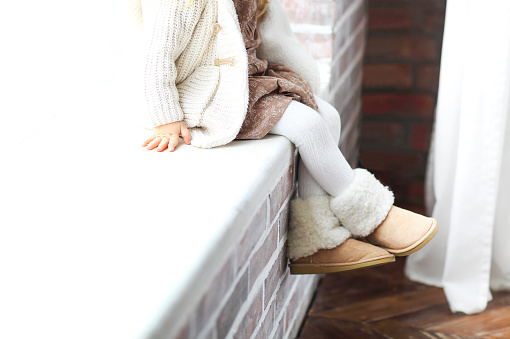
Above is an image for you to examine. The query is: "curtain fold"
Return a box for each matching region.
[405,0,510,314]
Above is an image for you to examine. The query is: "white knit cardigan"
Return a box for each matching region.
[142,0,320,148]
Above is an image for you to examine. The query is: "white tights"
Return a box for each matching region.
[269,97,354,199]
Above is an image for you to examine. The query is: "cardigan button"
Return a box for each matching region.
[212,23,221,34]
[214,57,236,67]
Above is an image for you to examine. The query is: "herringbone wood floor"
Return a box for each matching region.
[298,258,510,339]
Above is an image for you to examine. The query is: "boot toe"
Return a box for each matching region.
[365,206,439,256]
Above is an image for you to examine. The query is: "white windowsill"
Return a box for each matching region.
[0,89,295,338]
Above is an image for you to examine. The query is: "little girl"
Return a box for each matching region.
[136,0,438,274]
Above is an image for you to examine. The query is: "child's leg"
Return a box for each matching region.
[271,99,438,269]
[297,96,344,199]
[273,100,397,273]
[269,101,393,239]
[269,100,354,197]
[297,163,326,198]
[270,99,354,263]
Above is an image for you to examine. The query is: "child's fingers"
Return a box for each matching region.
[157,137,170,152]
[142,136,156,146]
[181,126,192,145]
[146,137,162,150]
[168,135,180,152]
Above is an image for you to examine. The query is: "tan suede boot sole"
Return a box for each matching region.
[288,238,395,275]
[289,255,395,275]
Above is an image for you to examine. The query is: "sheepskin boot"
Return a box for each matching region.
[287,195,395,274]
[287,195,350,260]
[330,168,438,256]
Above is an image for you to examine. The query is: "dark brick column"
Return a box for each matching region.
[360,0,446,213]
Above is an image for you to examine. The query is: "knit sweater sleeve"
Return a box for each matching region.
[143,0,204,127]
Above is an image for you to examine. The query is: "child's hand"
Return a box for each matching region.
[142,121,191,152]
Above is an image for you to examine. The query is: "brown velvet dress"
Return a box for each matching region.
[234,0,318,140]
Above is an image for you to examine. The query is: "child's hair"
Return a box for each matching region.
[256,0,271,17]
[130,0,271,30]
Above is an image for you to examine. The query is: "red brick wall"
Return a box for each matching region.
[360,0,446,213]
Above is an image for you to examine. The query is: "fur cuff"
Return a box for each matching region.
[287,195,351,260]
[330,169,394,237]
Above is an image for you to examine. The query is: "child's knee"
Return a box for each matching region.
[273,100,333,148]
[290,112,325,142]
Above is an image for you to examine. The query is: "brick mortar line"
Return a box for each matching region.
[227,220,291,338]
[249,184,295,288]
[282,276,319,339]
[332,57,363,116]
[196,206,282,339]
[191,163,294,330]
[249,273,294,339]
[193,172,308,337]
[266,275,306,339]
[268,160,298,209]
[339,96,362,145]
[367,29,445,40]
[156,209,270,337]
[331,48,364,95]
[265,196,271,233]
[361,115,435,124]
[233,161,295,250]
[331,15,367,68]
[359,145,430,158]
[330,44,365,105]
[341,72,363,120]
[256,272,307,339]
[195,248,249,339]
[363,60,440,66]
[195,182,291,339]
[232,173,296,286]
[277,185,297,239]
[368,2,446,10]
[363,56,442,65]
[362,88,440,97]
[333,0,364,35]
[195,153,297,338]
[219,180,296,338]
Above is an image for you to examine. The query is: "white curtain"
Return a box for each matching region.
[405,0,510,314]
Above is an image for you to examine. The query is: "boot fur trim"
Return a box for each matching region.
[287,195,351,260]
[330,169,394,237]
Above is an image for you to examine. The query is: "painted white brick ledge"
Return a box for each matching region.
[0,95,317,339]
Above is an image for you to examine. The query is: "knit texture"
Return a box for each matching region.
[144,0,215,124]
[295,96,343,199]
[270,100,354,198]
[190,0,249,148]
[140,0,320,149]
[330,168,395,237]
[142,0,249,148]
[288,195,351,259]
